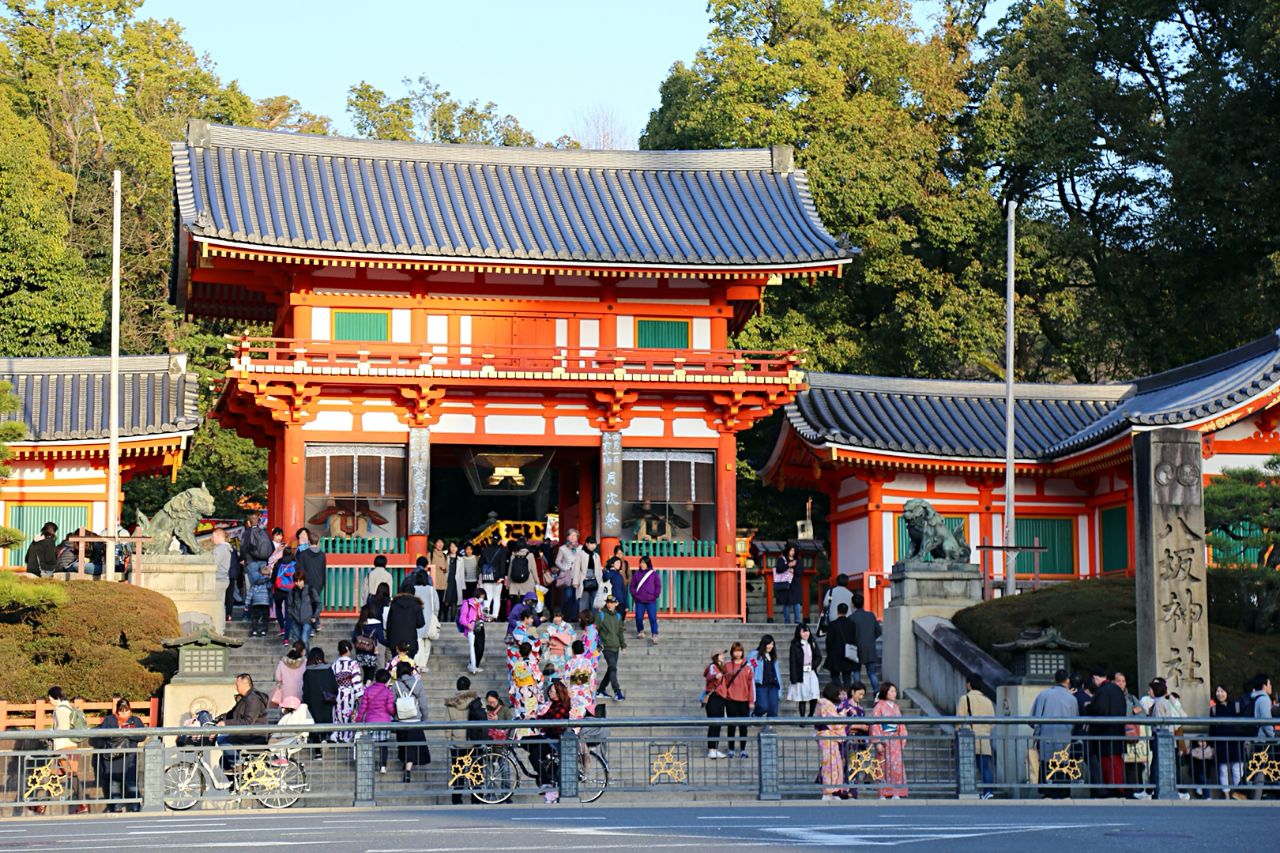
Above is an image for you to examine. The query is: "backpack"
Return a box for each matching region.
[510,552,531,584]
[56,543,76,571]
[246,527,273,561]
[65,703,89,745]
[394,678,421,722]
[274,560,296,592]
[227,546,244,581]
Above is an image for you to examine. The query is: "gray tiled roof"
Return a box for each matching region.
[171,122,846,267]
[786,330,1280,461]
[0,354,201,442]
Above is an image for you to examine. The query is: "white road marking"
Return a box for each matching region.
[764,822,1128,848]
[510,816,607,821]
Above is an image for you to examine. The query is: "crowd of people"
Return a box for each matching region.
[1030,668,1277,799]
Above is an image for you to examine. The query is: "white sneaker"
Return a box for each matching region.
[1132,791,1151,800]
[707,749,726,760]
[1177,792,1191,800]
[821,795,836,801]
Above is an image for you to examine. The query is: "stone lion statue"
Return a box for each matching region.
[137,484,216,555]
[903,498,970,562]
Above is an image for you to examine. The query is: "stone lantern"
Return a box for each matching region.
[993,626,1088,684]
[160,628,243,734]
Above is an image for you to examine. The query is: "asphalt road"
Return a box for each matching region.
[0,803,1274,851]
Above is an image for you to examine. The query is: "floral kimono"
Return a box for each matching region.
[579,624,601,675]
[816,697,848,796]
[871,699,908,798]
[331,654,365,742]
[508,651,543,722]
[564,654,597,719]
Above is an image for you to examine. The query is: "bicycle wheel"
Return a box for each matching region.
[163,762,205,811]
[577,750,609,804]
[471,751,518,805]
[254,759,306,810]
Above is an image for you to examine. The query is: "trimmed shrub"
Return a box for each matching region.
[0,577,178,702]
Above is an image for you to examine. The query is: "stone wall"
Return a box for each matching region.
[913,615,1011,713]
[133,554,221,632]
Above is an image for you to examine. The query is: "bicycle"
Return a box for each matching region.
[163,723,308,810]
[455,738,609,805]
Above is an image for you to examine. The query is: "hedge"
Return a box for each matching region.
[0,576,178,702]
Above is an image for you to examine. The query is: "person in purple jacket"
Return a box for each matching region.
[354,669,396,773]
[628,555,662,644]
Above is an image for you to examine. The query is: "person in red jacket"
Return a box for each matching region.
[531,680,571,803]
[716,643,756,759]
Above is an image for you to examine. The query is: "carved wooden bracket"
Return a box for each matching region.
[707,388,796,433]
[247,379,319,426]
[591,388,639,431]
[396,385,447,429]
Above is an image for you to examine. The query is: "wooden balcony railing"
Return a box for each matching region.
[226,336,803,382]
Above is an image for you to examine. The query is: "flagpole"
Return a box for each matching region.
[107,170,121,581]
[1003,200,1017,596]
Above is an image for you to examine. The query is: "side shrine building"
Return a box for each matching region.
[169,122,848,616]
[763,330,1280,615]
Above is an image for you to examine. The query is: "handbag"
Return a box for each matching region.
[426,617,441,641]
[845,643,859,664]
[268,685,283,707]
[355,633,377,654]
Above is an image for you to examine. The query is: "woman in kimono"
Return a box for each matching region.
[508,641,544,723]
[577,611,601,677]
[815,683,848,800]
[871,681,908,799]
[331,639,364,742]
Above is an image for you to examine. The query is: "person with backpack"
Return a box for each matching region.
[1241,674,1275,799]
[24,522,58,577]
[287,572,322,650]
[458,588,488,675]
[573,536,604,623]
[301,647,339,743]
[295,527,327,630]
[248,562,274,637]
[264,528,289,635]
[353,669,396,773]
[507,537,537,604]
[410,559,439,672]
[241,511,274,587]
[602,551,629,619]
[597,595,627,702]
[47,686,89,813]
[393,660,429,783]
[352,604,386,683]
[629,555,662,644]
[387,577,426,661]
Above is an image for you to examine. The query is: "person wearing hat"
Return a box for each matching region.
[597,594,627,701]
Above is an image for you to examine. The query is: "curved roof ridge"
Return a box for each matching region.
[805,371,1133,402]
[190,121,778,172]
[1132,328,1280,395]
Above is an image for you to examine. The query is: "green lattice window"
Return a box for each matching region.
[635,319,689,349]
[333,311,389,342]
[1016,517,1075,574]
[1100,506,1129,572]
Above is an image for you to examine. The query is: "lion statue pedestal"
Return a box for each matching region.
[882,559,983,694]
[133,554,221,633]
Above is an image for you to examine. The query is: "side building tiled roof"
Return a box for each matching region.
[786,329,1280,462]
[0,354,201,442]
[171,122,847,268]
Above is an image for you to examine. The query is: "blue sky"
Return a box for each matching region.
[141,1,978,147]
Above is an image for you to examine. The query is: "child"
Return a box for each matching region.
[249,563,274,637]
[542,609,576,674]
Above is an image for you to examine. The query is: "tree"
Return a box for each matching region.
[641,0,1003,379]
[572,105,630,150]
[348,75,577,148]
[0,81,104,356]
[1204,457,1280,568]
[0,380,26,551]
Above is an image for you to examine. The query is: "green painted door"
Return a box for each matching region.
[1100,506,1129,572]
[1016,517,1075,574]
[635,319,689,349]
[896,515,967,561]
[333,311,389,342]
[6,504,87,566]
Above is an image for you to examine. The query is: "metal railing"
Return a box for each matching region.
[320,537,406,556]
[621,540,718,558]
[2,716,1276,814]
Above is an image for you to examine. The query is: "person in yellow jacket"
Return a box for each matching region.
[956,676,996,798]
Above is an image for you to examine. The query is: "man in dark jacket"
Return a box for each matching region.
[386,578,426,658]
[849,592,881,694]
[286,574,322,649]
[825,603,857,689]
[1087,668,1129,797]
[217,674,269,748]
[24,522,58,576]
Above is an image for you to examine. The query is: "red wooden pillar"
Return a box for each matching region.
[266,444,279,525]
[577,457,594,538]
[279,424,305,539]
[866,477,886,618]
[715,431,739,617]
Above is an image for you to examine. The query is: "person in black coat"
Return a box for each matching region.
[1086,668,1129,796]
[302,647,339,742]
[773,545,804,624]
[295,527,327,628]
[787,622,823,716]
[91,699,144,811]
[386,578,426,657]
[824,604,856,689]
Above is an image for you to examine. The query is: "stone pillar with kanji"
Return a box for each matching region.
[1133,428,1211,714]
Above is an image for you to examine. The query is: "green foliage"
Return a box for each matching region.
[348,75,577,148]
[1207,567,1280,636]
[0,571,67,613]
[952,576,1280,702]
[1204,457,1280,566]
[0,380,27,550]
[0,576,177,702]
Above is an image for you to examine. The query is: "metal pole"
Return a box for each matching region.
[107,170,121,581]
[1003,200,1017,596]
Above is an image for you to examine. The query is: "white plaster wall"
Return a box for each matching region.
[311,307,331,340]
[390,309,411,343]
[52,466,97,480]
[1077,514,1092,575]
[621,418,665,438]
[616,316,634,348]
[1213,419,1261,441]
[555,319,568,349]
[554,416,598,437]
[892,473,927,491]
[672,418,717,438]
[1044,478,1087,496]
[426,315,448,345]
[881,513,895,572]
[485,415,546,435]
[692,318,711,350]
[579,319,599,351]
[838,476,868,498]
[302,411,354,431]
[837,516,870,575]
[362,412,407,433]
[934,476,968,493]
[1205,452,1274,475]
[434,413,477,434]
[460,316,472,345]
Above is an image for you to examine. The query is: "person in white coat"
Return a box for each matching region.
[409,558,439,672]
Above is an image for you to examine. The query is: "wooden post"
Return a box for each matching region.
[715,431,739,617]
[280,423,305,537]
